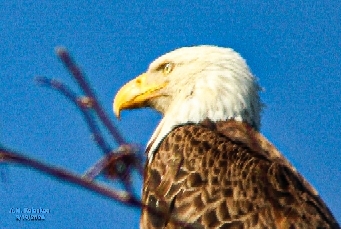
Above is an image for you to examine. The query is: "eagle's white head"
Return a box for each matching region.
[113,45,262,162]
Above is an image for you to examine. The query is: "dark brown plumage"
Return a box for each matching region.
[141,120,340,228]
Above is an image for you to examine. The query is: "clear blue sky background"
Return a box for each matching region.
[1,1,340,228]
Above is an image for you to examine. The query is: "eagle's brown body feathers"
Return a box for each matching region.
[141,120,339,228]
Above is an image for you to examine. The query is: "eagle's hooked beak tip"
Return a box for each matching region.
[113,104,121,120]
[116,114,121,121]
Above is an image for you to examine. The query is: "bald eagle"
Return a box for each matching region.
[113,46,339,228]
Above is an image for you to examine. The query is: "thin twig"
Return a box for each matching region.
[35,77,112,154]
[83,145,139,179]
[55,47,126,146]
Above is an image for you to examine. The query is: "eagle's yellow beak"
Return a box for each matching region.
[113,73,167,118]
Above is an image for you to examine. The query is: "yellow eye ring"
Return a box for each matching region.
[163,63,174,75]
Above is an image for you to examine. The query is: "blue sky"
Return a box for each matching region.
[1,1,340,228]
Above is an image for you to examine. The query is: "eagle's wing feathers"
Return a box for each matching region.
[141,120,338,228]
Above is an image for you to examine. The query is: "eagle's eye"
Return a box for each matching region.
[162,63,174,75]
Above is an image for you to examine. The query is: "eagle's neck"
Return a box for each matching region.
[147,72,262,163]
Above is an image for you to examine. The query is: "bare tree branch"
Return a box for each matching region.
[35,76,113,155]
[0,147,139,207]
[56,47,126,146]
